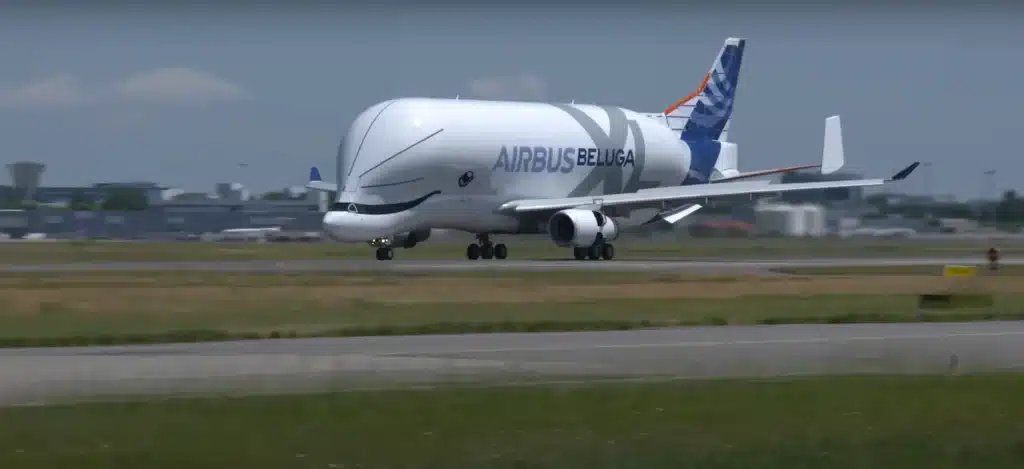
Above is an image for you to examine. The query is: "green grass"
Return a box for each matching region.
[0,269,743,286]
[2,374,1023,468]
[0,237,1019,263]
[4,294,1023,348]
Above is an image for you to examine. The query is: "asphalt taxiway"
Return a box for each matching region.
[2,321,1022,406]
[0,256,1020,274]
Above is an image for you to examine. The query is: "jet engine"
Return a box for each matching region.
[394,229,432,248]
[547,208,619,248]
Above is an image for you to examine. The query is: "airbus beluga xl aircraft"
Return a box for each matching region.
[305,37,918,261]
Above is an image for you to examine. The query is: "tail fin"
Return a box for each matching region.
[663,37,746,142]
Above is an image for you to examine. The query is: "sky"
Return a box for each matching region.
[1,2,1022,200]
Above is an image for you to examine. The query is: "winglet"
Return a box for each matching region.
[889,162,920,181]
[309,166,322,182]
[821,115,844,175]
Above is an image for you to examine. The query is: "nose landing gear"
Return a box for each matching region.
[369,237,394,261]
[375,246,394,260]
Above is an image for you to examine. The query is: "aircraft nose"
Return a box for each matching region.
[321,211,368,243]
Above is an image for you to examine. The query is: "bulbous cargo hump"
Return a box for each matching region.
[338,97,692,199]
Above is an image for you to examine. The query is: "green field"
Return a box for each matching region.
[0,237,1018,263]
[2,374,1022,468]
[0,270,1020,347]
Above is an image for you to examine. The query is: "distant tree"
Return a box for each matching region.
[69,189,93,211]
[994,190,1023,224]
[261,191,287,200]
[101,188,148,211]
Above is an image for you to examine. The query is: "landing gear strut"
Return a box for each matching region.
[466,234,508,260]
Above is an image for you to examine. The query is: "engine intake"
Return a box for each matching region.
[547,208,618,248]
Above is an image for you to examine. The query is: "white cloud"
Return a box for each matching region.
[0,68,246,111]
[0,74,87,109]
[113,67,246,107]
[467,73,547,101]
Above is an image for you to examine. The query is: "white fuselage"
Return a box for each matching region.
[323,97,694,242]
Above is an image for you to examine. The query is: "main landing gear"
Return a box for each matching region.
[466,234,508,260]
[572,242,615,261]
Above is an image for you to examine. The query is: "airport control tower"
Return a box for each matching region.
[6,161,46,201]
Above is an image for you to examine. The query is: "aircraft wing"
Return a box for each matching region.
[711,164,821,183]
[498,162,919,215]
[498,113,916,215]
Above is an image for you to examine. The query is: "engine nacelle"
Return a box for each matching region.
[547,208,619,248]
[393,229,432,248]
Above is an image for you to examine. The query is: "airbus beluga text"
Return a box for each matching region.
[306,37,919,261]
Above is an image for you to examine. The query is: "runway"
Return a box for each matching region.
[0,256,1020,274]
[2,321,1023,406]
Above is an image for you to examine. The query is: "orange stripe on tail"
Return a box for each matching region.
[663,73,709,115]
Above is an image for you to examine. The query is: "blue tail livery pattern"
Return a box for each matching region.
[681,140,722,185]
[680,38,746,142]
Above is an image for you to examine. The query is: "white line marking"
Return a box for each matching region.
[378,330,1024,356]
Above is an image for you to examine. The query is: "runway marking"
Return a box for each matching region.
[379,330,1024,356]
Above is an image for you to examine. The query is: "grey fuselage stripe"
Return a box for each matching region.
[548,104,649,197]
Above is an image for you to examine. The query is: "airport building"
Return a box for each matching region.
[0,161,328,239]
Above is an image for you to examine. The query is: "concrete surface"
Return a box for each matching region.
[0,256,1020,274]
[2,321,1022,406]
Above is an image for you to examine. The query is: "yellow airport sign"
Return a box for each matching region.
[943,265,977,278]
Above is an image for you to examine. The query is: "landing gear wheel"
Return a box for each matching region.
[466,243,481,260]
[573,247,586,260]
[481,243,494,260]
[601,243,615,260]
[494,243,508,260]
[587,246,601,260]
[375,247,394,261]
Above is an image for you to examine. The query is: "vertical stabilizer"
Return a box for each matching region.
[661,37,747,142]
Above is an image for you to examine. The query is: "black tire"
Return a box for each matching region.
[481,243,494,259]
[466,243,481,260]
[376,247,393,261]
[573,247,586,260]
[494,243,508,259]
[601,243,615,260]
[587,246,601,260]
